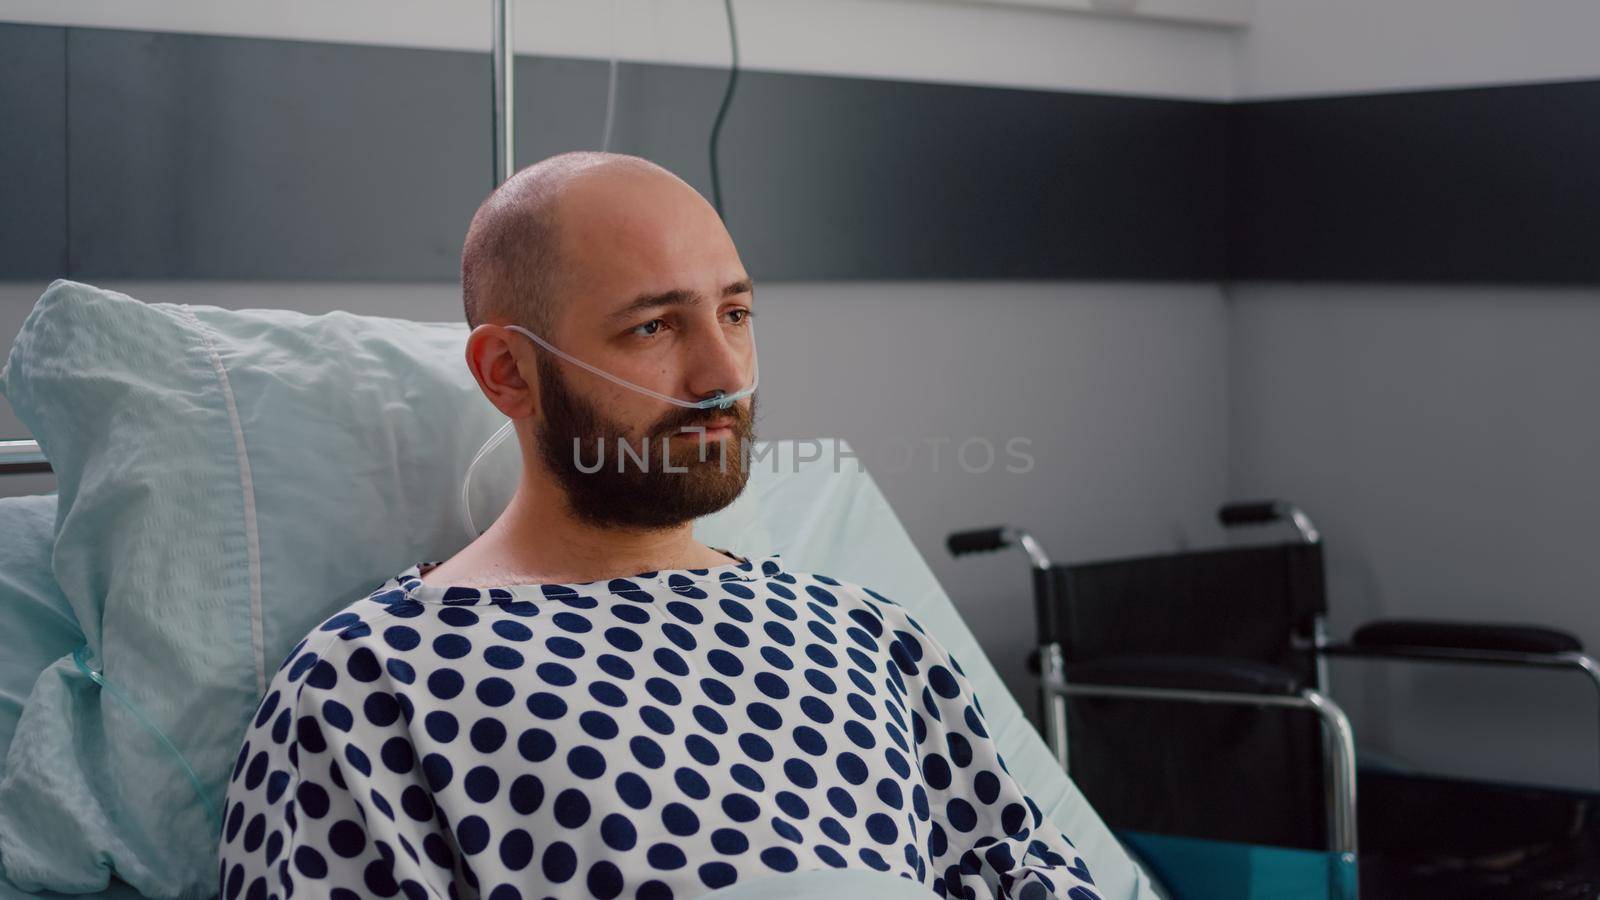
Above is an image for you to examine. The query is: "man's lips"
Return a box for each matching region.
[675,419,735,439]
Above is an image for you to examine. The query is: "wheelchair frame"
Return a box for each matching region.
[984,517,1359,865]
[950,501,1600,899]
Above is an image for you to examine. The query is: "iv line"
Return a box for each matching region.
[72,644,222,833]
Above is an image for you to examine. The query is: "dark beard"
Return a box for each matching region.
[534,353,757,530]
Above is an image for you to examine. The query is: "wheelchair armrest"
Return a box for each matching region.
[1064,654,1304,696]
[1341,618,1583,656]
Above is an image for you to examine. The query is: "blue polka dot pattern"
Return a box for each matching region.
[219,552,1099,899]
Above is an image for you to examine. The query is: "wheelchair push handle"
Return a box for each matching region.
[1218,500,1321,545]
[1218,501,1285,527]
[946,527,1011,557]
[946,526,1055,570]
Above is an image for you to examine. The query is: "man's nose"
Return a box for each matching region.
[685,319,753,402]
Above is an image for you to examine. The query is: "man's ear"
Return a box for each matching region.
[466,324,537,419]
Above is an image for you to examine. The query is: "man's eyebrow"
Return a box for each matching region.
[607,278,755,322]
[607,289,699,323]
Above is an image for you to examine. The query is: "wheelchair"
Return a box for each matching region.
[949,501,1600,899]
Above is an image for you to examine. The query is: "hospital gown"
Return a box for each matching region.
[218,552,1102,900]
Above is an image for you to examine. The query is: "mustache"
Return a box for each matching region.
[649,397,755,437]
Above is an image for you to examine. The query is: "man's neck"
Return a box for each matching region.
[422,469,736,589]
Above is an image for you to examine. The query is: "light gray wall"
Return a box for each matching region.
[0,279,1232,715]
[1237,0,1600,99]
[4,0,1240,100]
[1224,0,1600,794]
[1228,284,1600,791]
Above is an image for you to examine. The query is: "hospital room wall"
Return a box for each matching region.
[0,0,1239,100]
[0,278,1234,718]
[10,0,1599,795]
[0,0,1240,719]
[1234,0,1600,100]
[1225,0,1600,793]
[1227,285,1600,794]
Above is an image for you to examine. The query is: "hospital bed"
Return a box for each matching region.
[0,430,1162,899]
[950,503,1600,899]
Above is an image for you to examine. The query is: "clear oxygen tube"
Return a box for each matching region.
[72,644,222,833]
[458,323,758,537]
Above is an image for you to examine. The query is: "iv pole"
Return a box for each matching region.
[492,0,515,186]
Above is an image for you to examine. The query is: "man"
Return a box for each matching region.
[218,152,1101,899]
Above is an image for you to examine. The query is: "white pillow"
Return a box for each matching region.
[0,281,505,897]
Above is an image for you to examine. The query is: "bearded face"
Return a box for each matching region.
[534,353,757,530]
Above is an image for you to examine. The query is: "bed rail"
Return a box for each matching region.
[0,439,49,475]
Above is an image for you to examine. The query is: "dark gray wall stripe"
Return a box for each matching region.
[1,23,1227,282]
[0,24,67,278]
[617,66,1229,280]
[1227,79,1600,283]
[67,28,492,280]
[11,23,1598,285]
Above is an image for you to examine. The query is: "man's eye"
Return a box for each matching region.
[727,309,752,325]
[632,319,664,337]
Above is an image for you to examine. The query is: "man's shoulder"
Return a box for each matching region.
[778,567,899,607]
[775,568,925,631]
[266,580,415,693]
[779,569,956,669]
[306,579,421,649]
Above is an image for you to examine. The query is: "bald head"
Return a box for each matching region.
[460,151,718,335]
